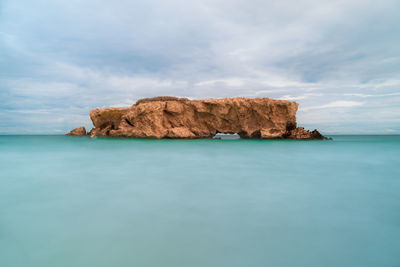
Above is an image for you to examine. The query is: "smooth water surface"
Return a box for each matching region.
[1,135,399,267]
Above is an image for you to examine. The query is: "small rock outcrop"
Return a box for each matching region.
[66,126,87,136]
[76,96,327,140]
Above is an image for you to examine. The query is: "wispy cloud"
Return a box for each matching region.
[281,93,323,101]
[344,92,400,98]
[303,101,364,111]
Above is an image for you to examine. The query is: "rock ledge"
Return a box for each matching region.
[66,126,87,136]
[68,96,328,140]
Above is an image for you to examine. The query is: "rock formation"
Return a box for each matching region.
[66,126,87,136]
[77,96,326,140]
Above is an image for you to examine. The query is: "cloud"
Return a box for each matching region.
[304,101,364,110]
[281,93,323,101]
[344,92,400,98]
[194,79,245,87]
[0,0,400,134]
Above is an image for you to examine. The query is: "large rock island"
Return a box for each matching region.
[67,96,326,139]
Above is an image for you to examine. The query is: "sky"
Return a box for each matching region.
[1,0,399,134]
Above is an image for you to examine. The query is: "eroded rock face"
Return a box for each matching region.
[66,126,87,136]
[83,96,326,140]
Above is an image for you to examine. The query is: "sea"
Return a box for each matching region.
[0,135,399,267]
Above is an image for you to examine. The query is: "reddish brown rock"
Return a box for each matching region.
[83,96,326,140]
[286,127,325,140]
[66,126,87,136]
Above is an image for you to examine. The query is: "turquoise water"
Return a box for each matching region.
[1,135,399,267]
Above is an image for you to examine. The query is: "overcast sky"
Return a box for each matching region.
[1,0,399,134]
